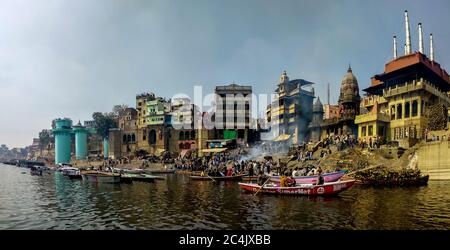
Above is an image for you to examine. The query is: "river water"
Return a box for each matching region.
[1,163,449,230]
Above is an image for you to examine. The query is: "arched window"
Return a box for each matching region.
[405,102,410,118]
[123,135,127,143]
[179,131,184,140]
[190,130,195,140]
[149,130,156,145]
[412,100,418,117]
[131,134,136,142]
[396,104,403,120]
[127,134,131,143]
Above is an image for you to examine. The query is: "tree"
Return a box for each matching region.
[112,104,129,118]
[92,112,117,138]
[38,130,52,156]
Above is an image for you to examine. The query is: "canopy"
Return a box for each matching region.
[274,134,291,142]
[201,148,228,153]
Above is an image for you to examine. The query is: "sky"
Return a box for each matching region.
[1,0,449,148]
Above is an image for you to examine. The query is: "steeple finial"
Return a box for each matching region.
[347,63,352,72]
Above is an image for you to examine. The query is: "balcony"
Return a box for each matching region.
[355,112,390,124]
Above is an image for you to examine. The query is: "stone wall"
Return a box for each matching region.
[418,140,450,180]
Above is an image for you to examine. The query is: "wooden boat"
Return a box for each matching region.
[242,176,259,182]
[146,169,176,174]
[30,166,43,176]
[81,172,121,183]
[122,173,156,183]
[268,170,347,184]
[358,175,429,186]
[119,174,133,184]
[189,174,244,181]
[176,170,203,175]
[238,179,355,196]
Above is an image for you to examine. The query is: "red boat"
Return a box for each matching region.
[268,170,347,184]
[238,180,355,196]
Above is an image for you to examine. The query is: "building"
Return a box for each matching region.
[308,97,324,142]
[108,108,139,159]
[268,71,315,144]
[321,66,361,137]
[356,11,450,147]
[169,98,202,156]
[214,83,254,144]
[323,104,340,119]
[135,92,172,156]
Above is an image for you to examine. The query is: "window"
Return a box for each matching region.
[391,105,396,120]
[179,131,185,140]
[149,130,157,144]
[190,130,195,140]
[131,134,135,142]
[412,100,418,117]
[405,102,410,118]
[396,104,402,119]
[127,134,131,143]
[368,125,373,136]
[123,135,127,143]
[361,126,366,136]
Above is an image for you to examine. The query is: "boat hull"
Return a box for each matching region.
[146,169,176,174]
[269,170,347,184]
[190,174,244,181]
[238,180,355,196]
[81,173,121,183]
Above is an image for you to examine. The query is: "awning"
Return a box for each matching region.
[201,148,228,153]
[274,134,291,142]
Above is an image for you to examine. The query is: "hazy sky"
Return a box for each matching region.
[1,0,449,148]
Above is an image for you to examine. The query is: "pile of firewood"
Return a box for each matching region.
[428,104,447,131]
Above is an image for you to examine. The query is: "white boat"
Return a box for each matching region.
[81,172,121,183]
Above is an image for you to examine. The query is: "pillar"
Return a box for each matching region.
[73,124,88,160]
[53,118,73,164]
[103,137,109,159]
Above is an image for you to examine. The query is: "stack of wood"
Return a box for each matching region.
[428,104,447,131]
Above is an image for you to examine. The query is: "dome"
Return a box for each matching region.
[313,97,323,113]
[339,66,360,103]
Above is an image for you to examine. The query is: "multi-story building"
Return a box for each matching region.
[355,11,450,147]
[214,83,254,144]
[267,71,315,144]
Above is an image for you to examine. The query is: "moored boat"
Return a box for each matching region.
[146,169,176,174]
[268,170,347,184]
[60,167,82,179]
[122,173,157,182]
[30,166,43,176]
[189,174,244,181]
[81,172,121,183]
[238,179,355,196]
[242,176,259,182]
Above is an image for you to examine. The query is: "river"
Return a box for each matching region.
[1,163,449,230]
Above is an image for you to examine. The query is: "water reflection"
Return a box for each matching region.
[1,163,449,229]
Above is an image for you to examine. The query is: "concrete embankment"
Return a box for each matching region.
[418,141,450,180]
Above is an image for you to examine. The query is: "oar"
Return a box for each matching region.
[253,176,272,196]
[203,171,216,182]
